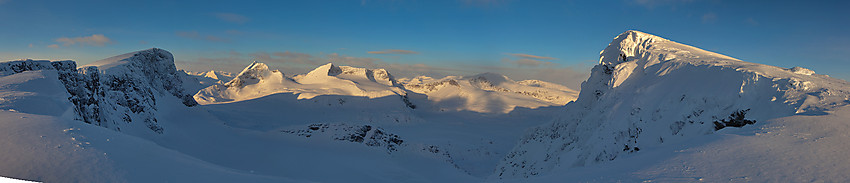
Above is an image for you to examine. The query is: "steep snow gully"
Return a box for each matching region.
[1,30,849,182]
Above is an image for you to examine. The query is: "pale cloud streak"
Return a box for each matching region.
[502,53,557,67]
[502,58,554,67]
[507,53,557,60]
[367,49,419,54]
[214,13,250,24]
[55,34,113,47]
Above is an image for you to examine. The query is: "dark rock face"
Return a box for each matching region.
[281,123,405,153]
[1,48,198,134]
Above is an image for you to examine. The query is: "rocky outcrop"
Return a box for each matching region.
[1,48,198,134]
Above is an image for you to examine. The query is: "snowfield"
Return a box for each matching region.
[1,30,849,182]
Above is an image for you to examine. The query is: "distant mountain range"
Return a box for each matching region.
[1,31,849,182]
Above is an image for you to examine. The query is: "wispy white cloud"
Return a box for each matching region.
[507,53,557,60]
[55,34,113,47]
[28,43,33,48]
[502,58,554,67]
[214,13,250,24]
[47,44,59,48]
[502,53,557,67]
[367,49,419,54]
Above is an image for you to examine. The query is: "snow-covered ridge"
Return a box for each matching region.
[194,61,578,114]
[185,70,234,81]
[194,62,411,105]
[494,30,850,179]
[400,73,578,113]
[0,48,198,135]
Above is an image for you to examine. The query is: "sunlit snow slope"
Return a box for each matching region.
[493,30,850,181]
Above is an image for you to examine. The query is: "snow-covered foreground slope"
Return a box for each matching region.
[0,68,288,182]
[493,30,850,181]
[526,105,850,182]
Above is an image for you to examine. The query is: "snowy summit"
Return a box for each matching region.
[1,31,849,182]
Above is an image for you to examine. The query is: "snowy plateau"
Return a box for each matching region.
[1,30,849,182]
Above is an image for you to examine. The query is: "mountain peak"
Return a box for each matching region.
[84,48,172,70]
[599,30,670,65]
[225,61,282,88]
[305,63,343,77]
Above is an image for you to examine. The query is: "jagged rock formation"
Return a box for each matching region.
[281,123,405,153]
[0,48,198,134]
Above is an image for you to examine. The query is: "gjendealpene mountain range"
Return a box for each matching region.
[2,31,849,182]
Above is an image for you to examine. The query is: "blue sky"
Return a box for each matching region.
[1,0,848,89]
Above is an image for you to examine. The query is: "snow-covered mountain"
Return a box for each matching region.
[3,31,850,182]
[194,62,414,107]
[186,70,235,81]
[0,49,198,135]
[195,62,577,114]
[493,30,850,180]
[400,73,577,113]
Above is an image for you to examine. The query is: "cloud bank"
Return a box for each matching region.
[54,34,113,47]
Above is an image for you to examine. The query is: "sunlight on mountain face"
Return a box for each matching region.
[1,1,849,182]
[2,30,849,182]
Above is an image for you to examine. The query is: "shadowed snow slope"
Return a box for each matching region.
[493,30,850,181]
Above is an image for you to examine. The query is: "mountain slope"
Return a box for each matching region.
[494,30,850,180]
[0,49,199,135]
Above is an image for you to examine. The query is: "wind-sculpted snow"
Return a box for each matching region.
[494,30,850,179]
